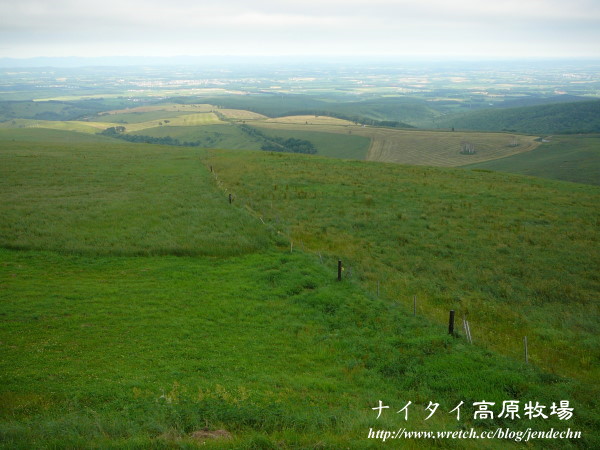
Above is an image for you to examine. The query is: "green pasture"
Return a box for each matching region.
[137,124,263,150]
[3,248,596,448]
[0,131,598,446]
[0,128,116,144]
[0,118,113,134]
[93,110,198,124]
[254,128,371,160]
[0,138,269,256]
[204,149,600,385]
[463,134,600,185]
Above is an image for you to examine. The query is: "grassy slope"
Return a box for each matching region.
[439,100,600,135]
[6,249,594,448]
[462,135,600,186]
[247,127,371,160]
[204,149,600,384]
[0,128,117,144]
[1,131,598,447]
[0,137,269,256]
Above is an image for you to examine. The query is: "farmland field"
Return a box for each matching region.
[0,118,115,134]
[0,103,543,167]
[217,108,269,120]
[102,103,215,115]
[254,120,541,166]
[257,128,371,160]
[264,115,355,126]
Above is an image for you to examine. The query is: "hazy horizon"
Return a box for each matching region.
[1,0,599,62]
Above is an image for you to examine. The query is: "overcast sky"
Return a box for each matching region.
[1,0,599,59]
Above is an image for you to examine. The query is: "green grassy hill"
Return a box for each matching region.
[1,130,599,447]
[463,134,600,185]
[204,148,600,386]
[0,99,139,121]
[439,100,600,134]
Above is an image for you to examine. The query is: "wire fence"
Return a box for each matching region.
[206,162,588,376]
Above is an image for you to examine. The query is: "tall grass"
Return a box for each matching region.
[0,139,270,256]
[203,148,600,383]
[1,132,598,446]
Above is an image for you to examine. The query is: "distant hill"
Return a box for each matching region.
[324,97,439,125]
[496,94,592,109]
[440,100,600,134]
[462,134,600,185]
[188,95,428,127]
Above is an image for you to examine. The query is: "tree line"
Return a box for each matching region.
[238,124,317,154]
[99,127,202,147]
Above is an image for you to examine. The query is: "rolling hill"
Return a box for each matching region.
[463,134,600,185]
[1,129,598,447]
[438,100,600,135]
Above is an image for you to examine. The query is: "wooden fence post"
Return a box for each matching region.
[448,310,455,335]
[337,260,342,281]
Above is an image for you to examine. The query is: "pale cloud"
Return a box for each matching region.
[0,0,598,58]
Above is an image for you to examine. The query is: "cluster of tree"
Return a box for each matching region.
[444,100,600,135]
[238,124,317,154]
[261,137,317,154]
[460,141,476,155]
[99,127,201,147]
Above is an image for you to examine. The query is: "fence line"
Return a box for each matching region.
[203,161,577,371]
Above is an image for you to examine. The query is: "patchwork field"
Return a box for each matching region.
[264,115,355,126]
[217,108,269,120]
[101,103,215,115]
[0,103,543,168]
[254,121,541,166]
